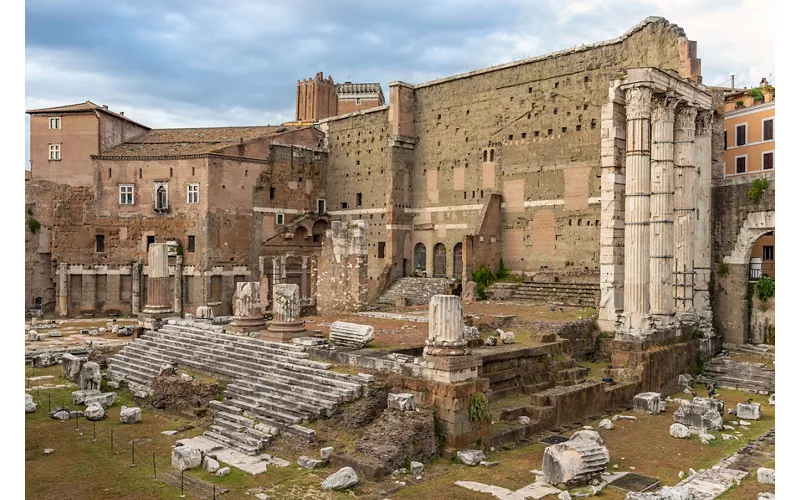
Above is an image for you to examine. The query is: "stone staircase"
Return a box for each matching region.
[375,277,451,306]
[107,319,368,454]
[510,282,600,307]
[696,356,775,394]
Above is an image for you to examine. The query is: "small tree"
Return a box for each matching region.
[26,219,41,233]
[755,275,775,302]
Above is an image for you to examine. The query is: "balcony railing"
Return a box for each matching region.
[749,261,775,281]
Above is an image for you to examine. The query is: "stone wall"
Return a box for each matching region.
[316,220,369,314]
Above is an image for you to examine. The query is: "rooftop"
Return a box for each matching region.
[25,100,150,129]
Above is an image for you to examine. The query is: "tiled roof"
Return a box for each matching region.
[26,100,150,129]
[95,125,293,158]
[336,83,384,96]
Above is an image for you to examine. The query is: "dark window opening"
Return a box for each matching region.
[534,131,540,137]
[245,169,248,177]
[95,235,104,253]
[584,76,589,83]
[317,199,326,214]
[139,168,142,179]
[489,149,495,161]
[378,242,386,259]
[763,245,774,261]
[464,192,467,199]
[724,131,727,150]
[576,125,582,131]
[521,132,527,138]
[483,150,488,162]
[561,127,567,133]
[528,87,532,93]
[108,168,111,178]
[508,134,513,140]
[736,156,747,173]
[188,235,195,252]
[480,190,484,197]
[763,119,774,141]
[554,82,559,88]
[342,202,348,209]
[736,125,747,146]
[356,193,362,206]
[583,103,588,110]
[437,114,441,120]
[156,185,168,209]
[147,235,155,249]
[269,187,275,200]
[590,119,596,129]
[34,297,42,309]
[192,167,195,176]
[763,152,774,170]
[169,167,173,177]
[554,108,558,115]
[356,160,360,165]
[548,129,553,135]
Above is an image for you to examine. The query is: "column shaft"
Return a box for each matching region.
[673,106,698,314]
[57,263,69,317]
[623,85,653,321]
[131,261,141,314]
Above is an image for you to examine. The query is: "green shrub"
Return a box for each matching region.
[495,259,509,280]
[748,88,764,102]
[748,178,770,203]
[468,392,489,422]
[755,275,775,301]
[472,265,494,288]
[717,262,729,276]
[26,219,41,233]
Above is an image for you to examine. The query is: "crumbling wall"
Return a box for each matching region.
[316,220,369,314]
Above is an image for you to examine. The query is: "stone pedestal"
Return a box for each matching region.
[423,295,479,382]
[264,283,306,341]
[228,282,266,333]
[142,243,173,318]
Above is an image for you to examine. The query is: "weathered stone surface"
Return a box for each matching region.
[48,330,63,337]
[485,336,498,346]
[72,389,101,405]
[28,331,42,341]
[51,410,71,420]
[25,393,37,413]
[757,493,775,500]
[215,467,230,477]
[457,450,486,466]
[85,402,105,421]
[673,398,723,432]
[79,361,101,391]
[298,456,325,469]
[633,392,662,414]
[500,331,516,344]
[387,393,415,411]
[120,406,141,424]
[255,494,269,500]
[84,392,117,408]
[624,485,693,499]
[462,281,478,304]
[670,423,690,439]
[202,456,220,473]
[425,295,467,356]
[33,353,57,368]
[463,325,481,340]
[543,430,609,486]
[768,393,774,405]
[558,491,572,500]
[61,353,86,382]
[599,419,614,430]
[678,374,693,386]
[172,446,202,471]
[699,433,715,441]
[196,306,214,320]
[410,461,424,475]
[736,402,761,420]
[320,447,334,460]
[159,363,175,377]
[757,467,775,484]
[518,416,531,425]
[329,321,375,348]
[321,466,358,490]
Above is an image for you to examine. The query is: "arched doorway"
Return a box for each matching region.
[414,243,426,274]
[156,185,168,209]
[453,243,463,279]
[34,297,42,310]
[433,243,446,278]
[312,219,328,243]
[294,226,308,243]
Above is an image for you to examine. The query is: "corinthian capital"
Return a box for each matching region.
[651,93,680,123]
[675,105,699,131]
[695,110,713,136]
[625,85,653,120]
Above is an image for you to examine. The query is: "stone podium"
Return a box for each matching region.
[264,284,307,341]
[227,282,267,333]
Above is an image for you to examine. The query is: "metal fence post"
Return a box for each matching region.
[153,453,156,480]
[131,440,135,467]
[110,428,114,454]
[180,468,185,498]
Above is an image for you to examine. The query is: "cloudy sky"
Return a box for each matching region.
[25,0,774,168]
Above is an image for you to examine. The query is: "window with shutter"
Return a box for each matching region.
[736,156,747,174]
[736,124,747,146]
[763,119,774,141]
[763,152,774,170]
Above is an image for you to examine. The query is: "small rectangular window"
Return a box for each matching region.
[49,144,60,160]
[146,235,155,249]
[736,156,747,174]
[317,199,326,214]
[356,193,362,207]
[188,235,195,253]
[187,183,199,204]
[119,184,134,205]
[724,130,727,150]
[763,245,774,261]
[49,117,61,129]
[276,213,284,225]
[269,187,275,200]
[356,97,361,105]
[763,119,774,141]
[95,235,105,253]
[763,152,774,170]
[378,242,386,259]
[341,202,348,209]
[736,124,747,146]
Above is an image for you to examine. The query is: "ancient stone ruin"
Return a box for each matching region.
[542,430,609,486]
[228,282,266,332]
[265,284,306,340]
[673,397,724,433]
[328,321,375,348]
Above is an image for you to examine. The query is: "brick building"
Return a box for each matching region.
[295,72,385,122]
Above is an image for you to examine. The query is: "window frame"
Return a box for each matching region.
[762,117,774,142]
[735,154,748,174]
[317,198,326,215]
[762,150,774,171]
[48,143,61,161]
[154,182,169,210]
[276,212,285,225]
[49,117,61,130]
[735,123,748,147]
[119,184,135,205]
[95,234,105,253]
[356,97,361,105]
[187,235,196,253]
[763,245,774,261]
[187,183,200,204]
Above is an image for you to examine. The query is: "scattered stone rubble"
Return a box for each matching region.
[120,406,141,424]
[633,392,662,414]
[78,362,101,391]
[457,450,486,466]
[387,393,415,411]
[62,353,86,382]
[329,321,375,348]
[624,485,693,499]
[673,397,723,433]
[172,445,203,471]
[84,403,105,421]
[736,402,761,420]
[25,394,36,413]
[670,423,690,439]
[757,467,775,484]
[321,466,358,490]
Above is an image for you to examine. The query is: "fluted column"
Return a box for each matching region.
[424,295,468,356]
[693,110,713,325]
[649,94,679,320]
[266,283,305,334]
[623,85,653,327]
[57,263,68,317]
[173,255,183,316]
[673,105,698,317]
[143,243,173,315]
[131,261,141,314]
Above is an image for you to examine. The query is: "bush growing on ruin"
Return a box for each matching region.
[26,218,41,233]
[468,392,489,422]
[748,178,770,203]
[755,275,775,301]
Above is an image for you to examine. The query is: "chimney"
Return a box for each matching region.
[731,75,734,89]
[760,77,769,88]
[102,104,109,109]
[120,111,124,116]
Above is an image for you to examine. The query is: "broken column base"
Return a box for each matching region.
[421,354,481,383]
[226,316,267,334]
[138,310,173,331]
[260,320,309,342]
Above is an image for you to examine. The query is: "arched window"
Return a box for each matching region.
[414,243,426,273]
[489,149,495,161]
[34,297,42,310]
[312,219,329,243]
[139,168,142,179]
[453,243,463,279]
[433,243,447,277]
[483,150,488,162]
[156,185,168,209]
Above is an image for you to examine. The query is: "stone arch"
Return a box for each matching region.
[312,219,329,243]
[453,242,463,279]
[723,211,775,265]
[414,243,426,274]
[433,243,447,277]
[294,226,308,242]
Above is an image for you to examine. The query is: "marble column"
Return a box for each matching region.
[267,283,305,335]
[301,256,309,300]
[57,263,68,317]
[131,261,141,314]
[143,243,172,315]
[693,110,714,327]
[622,85,653,329]
[424,295,468,356]
[673,105,698,318]
[648,94,679,321]
[173,255,183,316]
[229,281,266,331]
